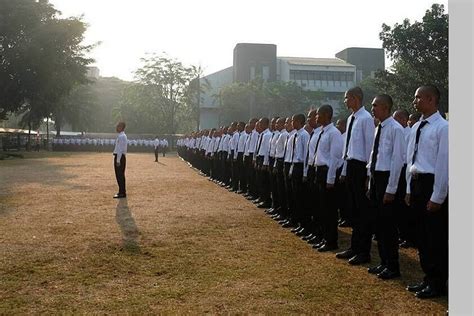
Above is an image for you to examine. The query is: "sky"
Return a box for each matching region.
[48,0,448,82]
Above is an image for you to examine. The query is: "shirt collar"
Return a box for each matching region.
[353,106,366,117]
[322,123,334,132]
[380,116,394,128]
[422,111,442,124]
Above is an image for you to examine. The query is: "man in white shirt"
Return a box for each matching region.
[113,122,128,198]
[289,114,310,232]
[393,109,416,249]
[404,85,448,299]
[336,86,375,265]
[312,105,344,252]
[366,95,405,280]
[281,117,297,228]
[154,137,160,162]
[335,118,350,228]
[267,117,282,213]
[255,117,273,209]
[235,122,248,193]
[269,118,289,221]
[243,118,259,200]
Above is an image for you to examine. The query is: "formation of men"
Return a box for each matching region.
[178,85,448,299]
[52,137,169,154]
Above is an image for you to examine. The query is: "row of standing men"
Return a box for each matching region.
[178,85,448,299]
[52,137,169,154]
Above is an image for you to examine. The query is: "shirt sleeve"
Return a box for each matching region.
[386,127,405,194]
[116,135,127,163]
[263,134,271,166]
[327,131,343,185]
[431,124,449,204]
[302,133,310,177]
[364,117,376,176]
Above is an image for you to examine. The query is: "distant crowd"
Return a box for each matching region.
[52,137,169,153]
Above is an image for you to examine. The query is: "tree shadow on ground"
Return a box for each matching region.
[115,198,141,253]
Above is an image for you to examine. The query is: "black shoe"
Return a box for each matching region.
[290,226,300,233]
[377,268,401,280]
[348,254,371,265]
[307,235,322,245]
[335,249,356,259]
[368,264,386,274]
[318,243,338,252]
[399,240,416,249]
[113,194,126,199]
[295,228,307,237]
[302,234,314,241]
[407,282,428,293]
[312,241,325,249]
[338,220,351,228]
[257,202,271,209]
[282,221,293,228]
[265,208,275,213]
[236,190,244,194]
[415,285,442,299]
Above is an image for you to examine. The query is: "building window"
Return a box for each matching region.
[262,66,270,81]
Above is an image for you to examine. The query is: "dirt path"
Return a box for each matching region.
[0,152,448,314]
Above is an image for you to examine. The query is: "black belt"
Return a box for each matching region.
[412,173,434,181]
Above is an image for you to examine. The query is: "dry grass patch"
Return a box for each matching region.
[0,152,448,314]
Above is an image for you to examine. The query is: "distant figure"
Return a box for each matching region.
[113,122,128,199]
[154,136,160,162]
[407,112,422,128]
[162,139,168,157]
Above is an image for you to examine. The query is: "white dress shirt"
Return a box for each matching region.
[274,130,288,161]
[342,106,376,176]
[293,127,310,164]
[367,117,406,194]
[269,130,281,158]
[284,130,297,163]
[230,131,240,152]
[314,123,344,185]
[406,111,448,204]
[307,126,323,167]
[257,128,273,166]
[248,129,259,154]
[113,131,128,163]
[235,132,248,159]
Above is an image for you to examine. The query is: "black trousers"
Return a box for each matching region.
[307,165,321,236]
[275,158,286,213]
[247,153,257,196]
[283,162,294,220]
[269,157,279,209]
[316,166,338,245]
[346,159,373,255]
[336,166,348,222]
[236,152,245,191]
[256,156,271,204]
[410,173,448,291]
[396,165,416,244]
[155,148,159,161]
[371,171,399,271]
[291,163,305,225]
[114,154,126,195]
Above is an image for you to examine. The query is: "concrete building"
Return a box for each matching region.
[199,43,384,129]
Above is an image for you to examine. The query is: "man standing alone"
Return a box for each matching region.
[113,122,128,199]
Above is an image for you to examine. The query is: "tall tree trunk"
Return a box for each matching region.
[46,117,49,150]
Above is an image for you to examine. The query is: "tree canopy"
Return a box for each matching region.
[375,3,448,113]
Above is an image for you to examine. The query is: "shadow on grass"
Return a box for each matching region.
[115,198,141,253]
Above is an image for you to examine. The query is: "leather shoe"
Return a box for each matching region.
[312,240,326,249]
[257,202,271,209]
[113,194,126,199]
[318,243,338,252]
[407,282,428,293]
[335,249,356,259]
[348,254,371,265]
[377,268,401,280]
[291,226,302,233]
[399,240,415,249]
[368,264,386,274]
[302,234,314,241]
[282,221,293,228]
[338,220,351,227]
[295,228,307,237]
[307,235,322,245]
[415,285,442,299]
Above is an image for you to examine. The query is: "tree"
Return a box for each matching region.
[376,3,448,112]
[115,54,199,134]
[0,0,94,126]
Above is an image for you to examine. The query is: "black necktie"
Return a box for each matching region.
[344,115,355,159]
[256,133,264,154]
[312,129,324,165]
[370,124,382,173]
[290,133,298,162]
[411,120,428,165]
[305,132,314,165]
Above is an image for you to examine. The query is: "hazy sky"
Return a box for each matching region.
[49,0,448,81]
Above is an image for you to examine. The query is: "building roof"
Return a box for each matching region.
[278,57,355,67]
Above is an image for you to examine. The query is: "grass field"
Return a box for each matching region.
[0,152,448,314]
